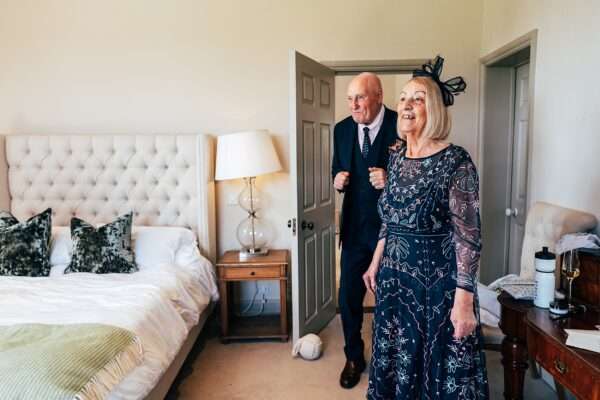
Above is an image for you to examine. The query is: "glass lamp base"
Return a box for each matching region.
[239,247,269,260]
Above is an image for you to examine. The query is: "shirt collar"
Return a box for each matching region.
[358,104,385,133]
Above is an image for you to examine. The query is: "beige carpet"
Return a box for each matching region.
[177,315,557,400]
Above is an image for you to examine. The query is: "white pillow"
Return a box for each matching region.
[50,226,72,266]
[49,225,202,271]
[133,226,201,269]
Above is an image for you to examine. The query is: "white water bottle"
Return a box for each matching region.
[534,246,556,308]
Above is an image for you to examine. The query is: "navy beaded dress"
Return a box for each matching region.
[367,144,489,400]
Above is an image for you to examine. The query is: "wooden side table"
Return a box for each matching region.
[498,291,534,400]
[526,307,600,400]
[216,249,289,343]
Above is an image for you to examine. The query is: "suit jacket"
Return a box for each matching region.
[332,106,399,247]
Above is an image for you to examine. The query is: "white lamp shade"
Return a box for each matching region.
[215,130,282,181]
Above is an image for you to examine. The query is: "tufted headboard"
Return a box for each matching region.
[0,135,216,262]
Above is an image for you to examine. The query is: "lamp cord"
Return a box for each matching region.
[236,281,265,317]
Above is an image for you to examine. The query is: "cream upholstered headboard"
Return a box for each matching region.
[0,135,216,262]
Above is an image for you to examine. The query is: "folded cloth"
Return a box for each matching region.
[480,308,500,327]
[0,323,143,400]
[556,232,600,255]
[477,282,501,318]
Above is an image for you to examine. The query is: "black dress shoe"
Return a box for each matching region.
[339,358,366,389]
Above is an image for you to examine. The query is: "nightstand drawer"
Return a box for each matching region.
[221,266,281,280]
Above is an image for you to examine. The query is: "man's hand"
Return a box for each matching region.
[368,167,386,190]
[334,171,350,191]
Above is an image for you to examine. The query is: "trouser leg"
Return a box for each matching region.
[339,244,372,362]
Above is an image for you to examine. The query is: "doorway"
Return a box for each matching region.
[479,31,537,284]
[289,52,426,341]
[333,72,411,310]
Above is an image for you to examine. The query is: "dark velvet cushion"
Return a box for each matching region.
[65,212,138,274]
[0,208,52,277]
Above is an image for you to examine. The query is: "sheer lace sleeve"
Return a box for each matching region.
[449,159,481,293]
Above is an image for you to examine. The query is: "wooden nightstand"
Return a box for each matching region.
[216,249,289,343]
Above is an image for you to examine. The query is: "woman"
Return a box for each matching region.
[363,56,489,399]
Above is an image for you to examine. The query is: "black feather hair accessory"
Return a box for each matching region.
[412,55,466,107]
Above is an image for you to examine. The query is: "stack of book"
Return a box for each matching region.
[565,329,600,353]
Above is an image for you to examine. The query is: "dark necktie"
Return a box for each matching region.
[361,126,371,159]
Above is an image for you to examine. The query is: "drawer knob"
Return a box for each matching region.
[250,271,256,276]
[554,359,568,375]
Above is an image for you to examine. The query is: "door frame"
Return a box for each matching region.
[322,59,428,75]
[478,30,538,279]
[317,58,428,312]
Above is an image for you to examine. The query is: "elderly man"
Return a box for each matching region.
[332,72,398,389]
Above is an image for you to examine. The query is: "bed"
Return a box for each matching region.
[0,134,218,400]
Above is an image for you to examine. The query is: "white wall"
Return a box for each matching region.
[481,0,600,226]
[0,0,484,303]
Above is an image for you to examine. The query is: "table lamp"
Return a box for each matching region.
[215,130,282,258]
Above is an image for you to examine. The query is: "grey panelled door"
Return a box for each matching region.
[507,63,530,275]
[289,50,336,343]
[480,68,513,284]
[480,62,530,283]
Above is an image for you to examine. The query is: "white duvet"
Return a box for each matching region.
[0,259,218,400]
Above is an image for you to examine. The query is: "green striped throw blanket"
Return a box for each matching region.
[0,323,143,400]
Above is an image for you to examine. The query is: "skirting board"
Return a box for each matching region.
[145,302,215,400]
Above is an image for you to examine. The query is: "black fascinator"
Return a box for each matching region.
[412,56,466,107]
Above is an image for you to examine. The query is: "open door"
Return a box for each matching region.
[289,50,336,342]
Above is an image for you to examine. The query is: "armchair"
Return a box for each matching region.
[479,201,597,348]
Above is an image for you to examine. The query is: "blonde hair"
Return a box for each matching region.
[397,76,451,141]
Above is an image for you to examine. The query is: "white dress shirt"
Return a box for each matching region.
[357,105,385,149]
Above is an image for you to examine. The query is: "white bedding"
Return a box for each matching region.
[0,258,218,400]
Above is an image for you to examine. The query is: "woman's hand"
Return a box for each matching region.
[450,289,476,340]
[364,238,385,295]
[363,261,379,295]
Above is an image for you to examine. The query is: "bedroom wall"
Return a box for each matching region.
[481,1,600,230]
[0,136,8,210]
[0,0,483,305]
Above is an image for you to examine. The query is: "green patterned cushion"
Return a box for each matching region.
[0,211,20,228]
[65,213,138,274]
[0,209,52,277]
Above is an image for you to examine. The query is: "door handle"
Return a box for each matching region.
[301,220,314,231]
[505,208,519,217]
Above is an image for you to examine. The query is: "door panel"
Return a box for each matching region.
[480,62,531,282]
[320,124,331,205]
[302,121,315,209]
[480,68,514,284]
[290,50,336,342]
[507,63,530,275]
[321,226,334,306]
[304,234,317,322]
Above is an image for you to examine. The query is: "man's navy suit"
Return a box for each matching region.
[331,106,398,362]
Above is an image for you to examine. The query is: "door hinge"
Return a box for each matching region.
[287,218,297,236]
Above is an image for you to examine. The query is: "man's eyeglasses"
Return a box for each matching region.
[346,94,369,103]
